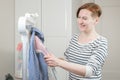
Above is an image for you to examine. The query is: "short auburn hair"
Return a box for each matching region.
[76,3,102,18]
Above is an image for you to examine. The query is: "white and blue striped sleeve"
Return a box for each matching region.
[86,38,108,77]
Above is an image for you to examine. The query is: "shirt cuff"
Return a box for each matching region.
[85,66,93,77]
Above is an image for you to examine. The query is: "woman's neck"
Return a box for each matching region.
[78,31,100,44]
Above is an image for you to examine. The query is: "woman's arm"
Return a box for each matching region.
[44,54,86,77]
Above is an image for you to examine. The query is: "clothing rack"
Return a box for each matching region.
[18,13,38,80]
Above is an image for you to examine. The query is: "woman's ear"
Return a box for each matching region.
[94,17,99,24]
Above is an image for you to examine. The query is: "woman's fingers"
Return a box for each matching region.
[44,54,58,67]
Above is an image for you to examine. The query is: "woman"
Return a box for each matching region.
[44,2,108,80]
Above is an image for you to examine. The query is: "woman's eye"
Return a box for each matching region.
[78,16,88,21]
[82,17,87,20]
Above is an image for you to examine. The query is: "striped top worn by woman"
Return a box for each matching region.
[64,34,108,80]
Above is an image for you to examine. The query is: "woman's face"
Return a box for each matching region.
[77,9,98,32]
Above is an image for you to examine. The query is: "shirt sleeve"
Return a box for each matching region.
[86,38,108,77]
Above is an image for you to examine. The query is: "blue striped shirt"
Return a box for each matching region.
[64,34,108,80]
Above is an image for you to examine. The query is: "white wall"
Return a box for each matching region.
[72,0,82,35]
[0,0,14,79]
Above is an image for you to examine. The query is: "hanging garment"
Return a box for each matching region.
[28,27,49,80]
[34,35,48,55]
[34,35,60,80]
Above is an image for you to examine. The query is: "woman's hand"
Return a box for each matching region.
[44,53,60,67]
